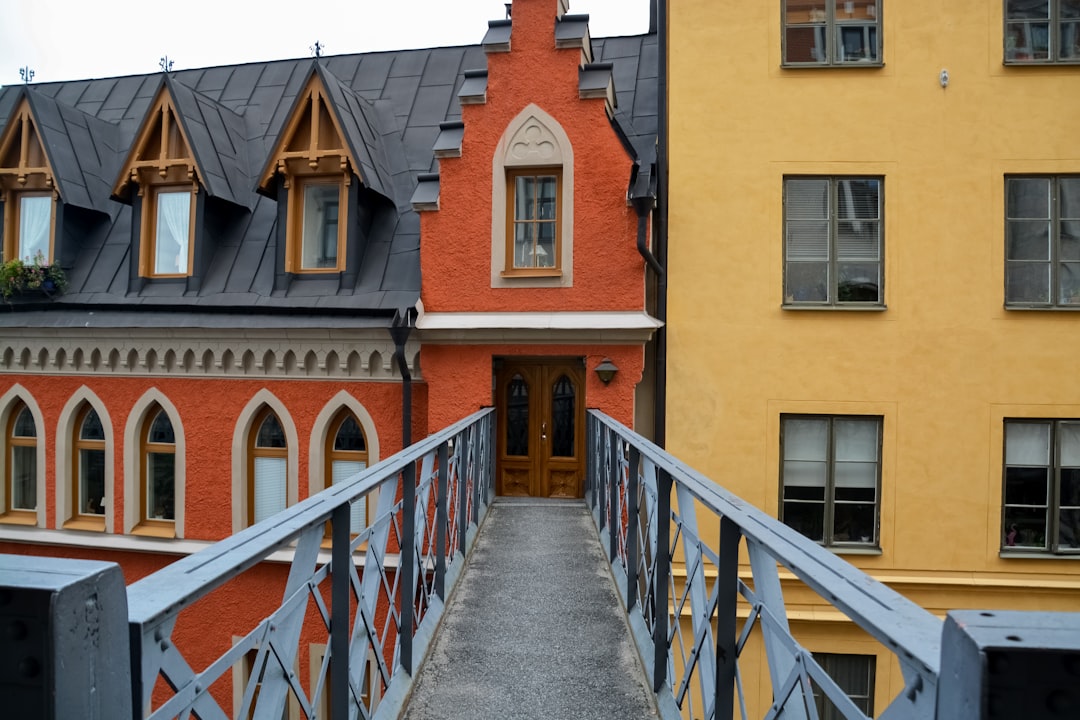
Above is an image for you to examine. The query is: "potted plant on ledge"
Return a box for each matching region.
[0,252,68,300]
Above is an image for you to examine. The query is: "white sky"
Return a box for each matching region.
[0,0,651,89]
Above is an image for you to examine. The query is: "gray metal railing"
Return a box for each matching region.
[125,407,494,720]
[586,409,943,720]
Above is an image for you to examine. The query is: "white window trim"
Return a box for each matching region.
[231,390,300,533]
[0,385,46,526]
[490,103,574,288]
[123,389,186,538]
[55,387,115,531]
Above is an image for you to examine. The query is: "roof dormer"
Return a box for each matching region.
[0,97,56,265]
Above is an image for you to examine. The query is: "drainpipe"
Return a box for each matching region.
[634,194,664,277]
[389,311,413,448]
[654,0,669,448]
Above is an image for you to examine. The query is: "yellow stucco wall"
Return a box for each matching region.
[666,1,1080,714]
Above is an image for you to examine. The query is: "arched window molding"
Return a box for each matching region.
[490,103,574,289]
[55,387,114,532]
[309,391,380,532]
[123,390,185,538]
[231,390,299,533]
[0,385,46,526]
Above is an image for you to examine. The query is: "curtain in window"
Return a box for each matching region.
[332,460,367,533]
[155,191,191,274]
[18,195,51,261]
[253,457,287,523]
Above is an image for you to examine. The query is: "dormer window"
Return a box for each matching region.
[0,99,56,263]
[297,179,344,270]
[113,88,198,278]
[261,74,356,275]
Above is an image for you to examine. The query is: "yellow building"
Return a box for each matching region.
[664,0,1080,715]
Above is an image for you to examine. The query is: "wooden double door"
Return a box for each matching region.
[495,358,585,498]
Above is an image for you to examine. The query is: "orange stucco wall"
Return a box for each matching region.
[419,0,644,313]
[0,374,414,539]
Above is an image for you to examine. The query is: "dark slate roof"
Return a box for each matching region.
[0,32,657,325]
[1,87,122,216]
[163,76,254,210]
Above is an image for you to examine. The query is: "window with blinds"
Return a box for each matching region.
[1003,419,1080,554]
[781,415,882,548]
[784,177,883,307]
[250,410,288,526]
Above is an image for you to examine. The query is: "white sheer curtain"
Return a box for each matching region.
[155,191,191,274]
[19,195,51,261]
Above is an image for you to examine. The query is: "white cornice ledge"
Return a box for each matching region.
[414,311,663,344]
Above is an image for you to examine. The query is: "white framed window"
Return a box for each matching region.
[151,188,193,276]
[1003,419,1080,554]
[780,415,882,548]
[124,391,185,538]
[232,391,298,533]
[1005,175,1080,307]
[0,389,44,526]
[783,1,882,66]
[1005,0,1080,63]
[784,177,883,307]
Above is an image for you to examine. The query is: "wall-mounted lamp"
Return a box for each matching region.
[595,358,618,384]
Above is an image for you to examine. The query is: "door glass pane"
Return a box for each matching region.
[551,374,575,458]
[506,374,529,457]
[302,183,339,269]
[18,195,51,262]
[154,190,191,274]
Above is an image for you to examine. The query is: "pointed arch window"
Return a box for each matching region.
[140,406,176,528]
[113,90,197,278]
[0,99,56,263]
[72,405,107,528]
[249,408,288,525]
[260,76,354,274]
[3,401,37,523]
[326,409,369,533]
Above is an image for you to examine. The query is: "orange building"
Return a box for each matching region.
[0,0,659,714]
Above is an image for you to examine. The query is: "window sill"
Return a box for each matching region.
[62,517,106,533]
[829,545,882,556]
[999,550,1080,559]
[781,61,885,70]
[1003,59,1080,66]
[500,269,562,279]
[782,303,887,312]
[132,521,176,539]
[1004,304,1080,311]
[0,511,38,526]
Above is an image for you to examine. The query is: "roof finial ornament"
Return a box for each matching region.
[19,66,35,84]
[159,56,174,73]
[311,41,324,58]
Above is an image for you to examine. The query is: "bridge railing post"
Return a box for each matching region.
[608,433,619,563]
[0,555,132,720]
[435,442,449,600]
[400,459,416,675]
[626,444,640,611]
[652,466,672,694]
[330,503,350,720]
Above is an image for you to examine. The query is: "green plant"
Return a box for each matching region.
[0,251,68,300]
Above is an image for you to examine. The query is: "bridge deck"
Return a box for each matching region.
[403,498,658,720]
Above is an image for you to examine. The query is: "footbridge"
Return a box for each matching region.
[3,409,1078,719]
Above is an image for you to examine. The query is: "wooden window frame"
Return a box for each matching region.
[1005,175,1080,308]
[783,176,885,308]
[248,408,288,527]
[779,414,883,549]
[68,404,106,532]
[2,400,37,525]
[3,190,56,264]
[1002,418,1080,555]
[781,0,883,67]
[0,99,57,264]
[287,176,348,274]
[1004,0,1080,64]
[135,405,176,537]
[140,184,196,278]
[323,409,370,542]
[503,167,562,277]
